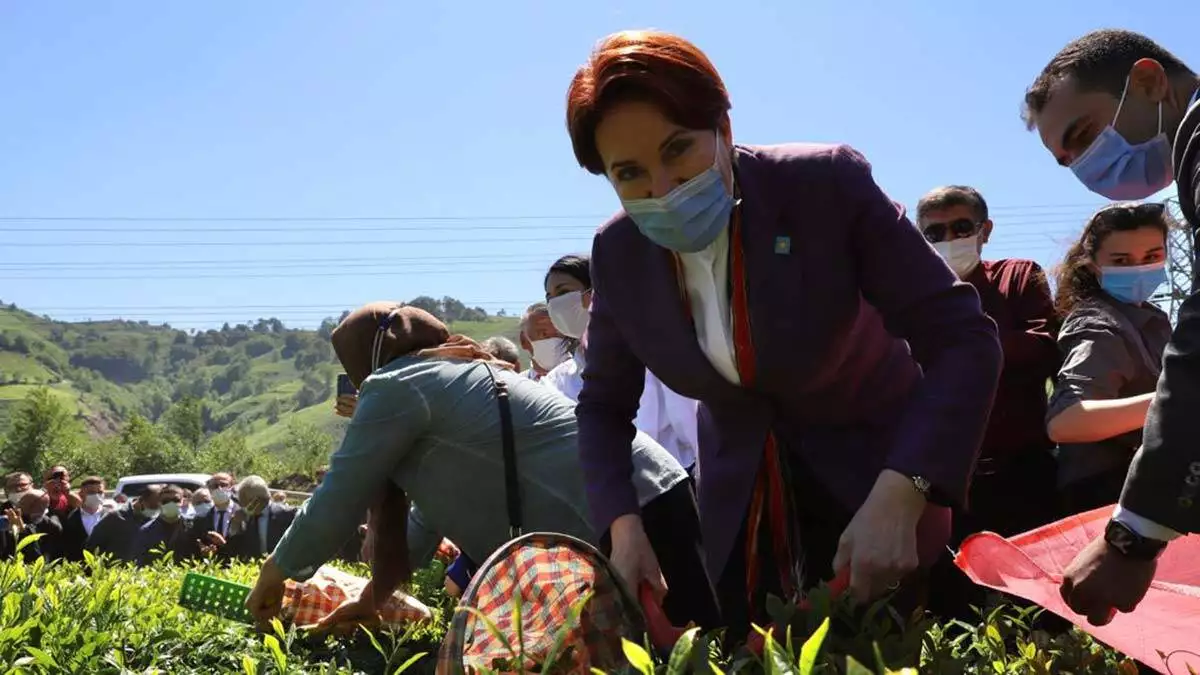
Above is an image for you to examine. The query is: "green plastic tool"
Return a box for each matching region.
[178,571,255,623]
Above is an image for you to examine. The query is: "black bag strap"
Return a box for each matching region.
[481,364,522,539]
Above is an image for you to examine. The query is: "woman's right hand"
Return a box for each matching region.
[334,394,358,418]
[609,514,667,603]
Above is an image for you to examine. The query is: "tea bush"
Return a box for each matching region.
[0,539,1130,674]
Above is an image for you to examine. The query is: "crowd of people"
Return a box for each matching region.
[2,467,309,567]
[238,26,1198,646]
[3,24,1196,659]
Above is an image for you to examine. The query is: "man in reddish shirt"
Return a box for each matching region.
[43,465,79,521]
[918,186,1062,618]
[918,186,1062,541]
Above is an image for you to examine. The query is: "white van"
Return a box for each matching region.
[112,473,211,500]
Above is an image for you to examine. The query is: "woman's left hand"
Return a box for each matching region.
[831,469,926,604]
[246,557,288,625]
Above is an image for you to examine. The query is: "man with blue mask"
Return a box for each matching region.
[1022,29,1200,627]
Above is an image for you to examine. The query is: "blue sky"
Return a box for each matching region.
[0,1,1194,329]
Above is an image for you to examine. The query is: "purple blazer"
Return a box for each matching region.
[576,143,1002,578]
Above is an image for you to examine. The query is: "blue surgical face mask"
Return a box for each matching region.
[1071,77,1174,200]
[621,133,735,253]
[1100,262,1167,305]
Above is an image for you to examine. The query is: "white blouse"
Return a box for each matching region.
[676,226,740,385]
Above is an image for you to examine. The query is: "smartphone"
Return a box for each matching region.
[336,373,357,397]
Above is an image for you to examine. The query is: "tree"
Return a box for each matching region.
[122,415,194,476]
[407,296,443,319]
[197,431,282,480]
[316,319,338,341]
[243,337,275,358]
[0,387,86,475]
[162,396,205,451]
[442,296,468,322]
[281,422,334,477]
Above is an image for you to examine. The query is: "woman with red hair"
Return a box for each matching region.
[564,30,1003,632]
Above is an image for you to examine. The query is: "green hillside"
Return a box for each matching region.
[0,300,521,452]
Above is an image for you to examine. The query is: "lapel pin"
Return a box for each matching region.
[774,236,791,255]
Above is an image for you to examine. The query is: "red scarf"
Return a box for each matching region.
[671,202,799,608]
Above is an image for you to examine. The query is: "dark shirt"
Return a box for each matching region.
[964,259,1059,461]
[2,515,65,561]
[85,505,149,562]
[1048,293,1172,487]
[134,517,200,566]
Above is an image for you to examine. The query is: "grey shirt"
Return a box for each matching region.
[272,355,687,581]
[1048,293,1172,486]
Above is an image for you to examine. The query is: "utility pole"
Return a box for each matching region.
[1156,197,1194,324]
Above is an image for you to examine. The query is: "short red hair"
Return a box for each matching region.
[566,30,732,175]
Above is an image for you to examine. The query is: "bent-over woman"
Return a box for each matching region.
[246,303,719,629]
[563,30,1001,630]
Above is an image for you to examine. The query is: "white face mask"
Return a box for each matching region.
[159,502,181,521]
[530,338,569,371]
[548,291,590,339]
[211,489,231,506]
[191,502,213,518]
[932,235,981,278]
[84,493,104,511]
[140,508,161,520]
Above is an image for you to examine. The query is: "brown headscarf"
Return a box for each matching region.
[331,301,514,388]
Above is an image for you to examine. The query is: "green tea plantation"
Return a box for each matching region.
[0,541,1132,675]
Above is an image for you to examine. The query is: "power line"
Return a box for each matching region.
[0,266,551,281]
[3,235,595,248]
[0,203,1106,223]
[0,243,1067,274]
[0,223,609,233]
[0,216,1103,235]
[0,253,543,267]
[26,303,520,311]
[0,255,556,270]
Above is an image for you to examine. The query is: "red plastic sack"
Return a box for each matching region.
[955,506,1200,674]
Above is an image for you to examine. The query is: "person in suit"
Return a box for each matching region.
[11,490,64,561]
[193,473,238,540]
[1020,29,1200,625]
[86,485,161,563]
[133,485,200,566]
[562,30,1002,631]
[61,476,108,562]
[219,476,296,561]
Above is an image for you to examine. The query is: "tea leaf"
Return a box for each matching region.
[622,638,655,675]
[391,651,427,674]
[797,617,830,674]
[665,626,700,675]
